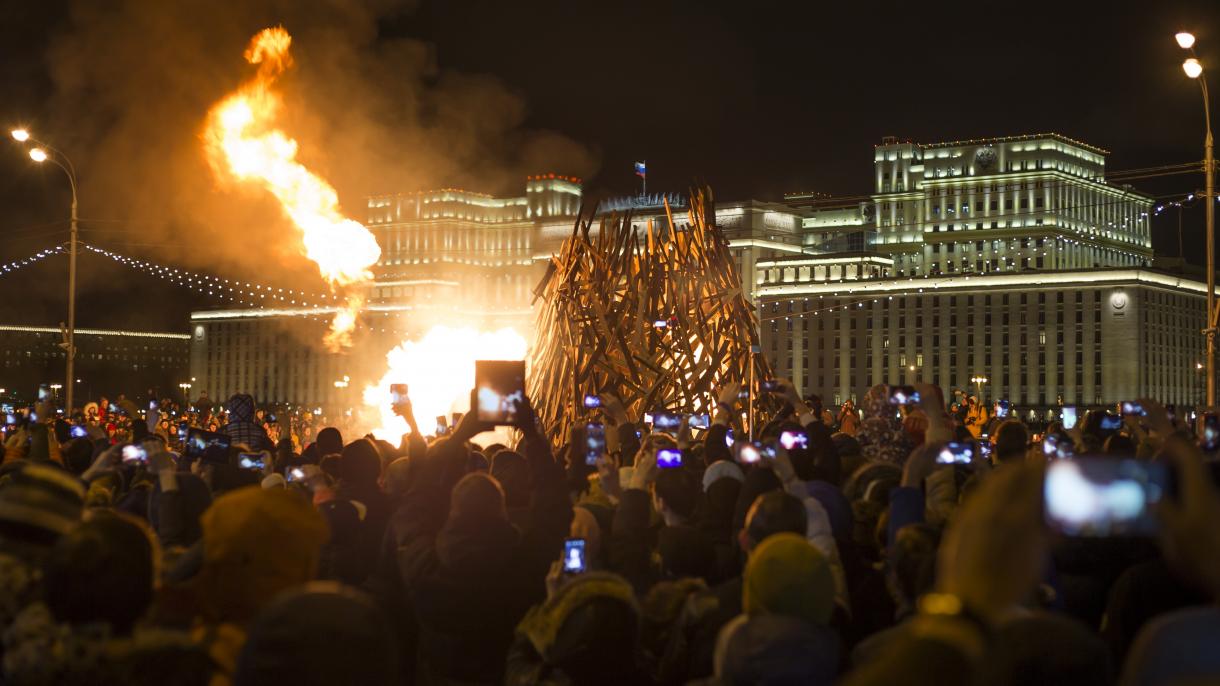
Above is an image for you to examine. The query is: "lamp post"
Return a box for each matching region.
[1176,33,1217,405]
[970,374,989,403]
[10,129,79,415]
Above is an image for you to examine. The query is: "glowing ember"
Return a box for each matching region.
[204,26,380,350]
[363,325,529,441]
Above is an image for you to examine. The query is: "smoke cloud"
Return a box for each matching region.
[43,0,598,287]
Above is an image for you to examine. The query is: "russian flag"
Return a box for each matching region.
[634,161,646,178]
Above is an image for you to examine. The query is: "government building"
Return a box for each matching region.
[757,133,1205,413]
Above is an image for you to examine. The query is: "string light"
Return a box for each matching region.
[0,245,67,275]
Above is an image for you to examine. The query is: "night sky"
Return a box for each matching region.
[0,0,1218,331]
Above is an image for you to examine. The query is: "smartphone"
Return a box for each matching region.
[977,441,993,460]
[121,444,147,464]
[288,467,307,482]
[1043,433,1074,459]
[889,385,921,405]
[656,447,683,469]
[1062,406,1078,431]
[37,385,49,402]
[451,412,464,426]
[390,383,409,405]
[585,422,606,466]
[1201,413,1220,451]
[562,538,587,573]
[1044,457,1171,536]
[474,360,526,425]
[178,421,189,442]
[5,414,15,426]
[936,442,974,465]
[761,380,780,393]
[184,428,232,464]
[688,414,710,430]
[1099,413,1123,432]
[737,390,750,400]
[583,394,601,409]
[238,453,266,470]
[779,429,808,451]
[725,428,735,449]
[70,425,87,439]
[149,399,159,411]
[995,400,1010,418]
[435,415,449,436]
[1120,401,1146,417]
[653,412,682,436]
[652,319,669,329]
[737,442,762,465]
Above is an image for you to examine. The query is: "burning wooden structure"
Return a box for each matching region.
[529,187,775,446]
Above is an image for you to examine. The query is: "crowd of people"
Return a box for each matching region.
[0,378,1217,685]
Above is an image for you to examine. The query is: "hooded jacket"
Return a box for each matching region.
[397,431,571,685]
[220,395,271,451]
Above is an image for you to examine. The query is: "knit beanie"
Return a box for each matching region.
[743,532,834,626]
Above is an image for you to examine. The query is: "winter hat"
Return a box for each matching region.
[702,460,745,492]
[743,533,834,626]
[0,463,85,537]
[261,474,286,489]
[235,582,395,686]
[196,486,328,624]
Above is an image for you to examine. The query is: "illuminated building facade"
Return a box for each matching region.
[758,134,1205,410]
[0,325,190,403]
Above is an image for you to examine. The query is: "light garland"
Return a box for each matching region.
[0,244,67,276]
[80,243,339,307]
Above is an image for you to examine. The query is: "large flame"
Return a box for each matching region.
[363,325,529,442]
[205,26,380,349]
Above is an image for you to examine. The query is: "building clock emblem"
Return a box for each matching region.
[974,146,997,171]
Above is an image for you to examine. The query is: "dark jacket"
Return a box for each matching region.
[221,394,271,451]
[397,432,571,685]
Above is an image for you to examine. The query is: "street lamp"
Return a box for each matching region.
[970,374,989,401]
[9,128,79,414]
[1175,32,1217,405]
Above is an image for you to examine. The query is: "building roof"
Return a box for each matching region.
[915,132,1109,156]
[0,325,190,340]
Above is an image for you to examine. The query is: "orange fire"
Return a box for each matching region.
[204,26,380,350]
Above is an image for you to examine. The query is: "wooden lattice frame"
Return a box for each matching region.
[529,187,775,446]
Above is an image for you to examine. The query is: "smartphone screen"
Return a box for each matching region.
[185,428,232,464]
[121,444,147,464]
[1202,413,1220,451]
[583,394,601,409]
[761,380,780,392]
[149,399,158,410]
[779,429,808,450]
[688,414,710,430]
[37,385,49,402]
[288,467,307,482]
[936,442,973,465]
[1044,457,1170,536]
[725,428,735,449]
[653,412,682,436]
[435,415,449,436]
[995,400,1010,418]
[1120,401,1146,417]
[1062,406,1078,431]
[737,442,762,465]
[1099,413,1123,432]
[656,448,683,469]
[390,383,409,405]
[238,453,265,470]
[585,422,606,466]
[562,538,587,573]
[474,360,526,425]
[889,385,921,405]
[70,425,87,438]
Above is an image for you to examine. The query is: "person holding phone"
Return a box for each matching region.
[395,384,573,686]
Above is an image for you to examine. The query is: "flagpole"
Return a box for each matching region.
[642,160,647,197]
